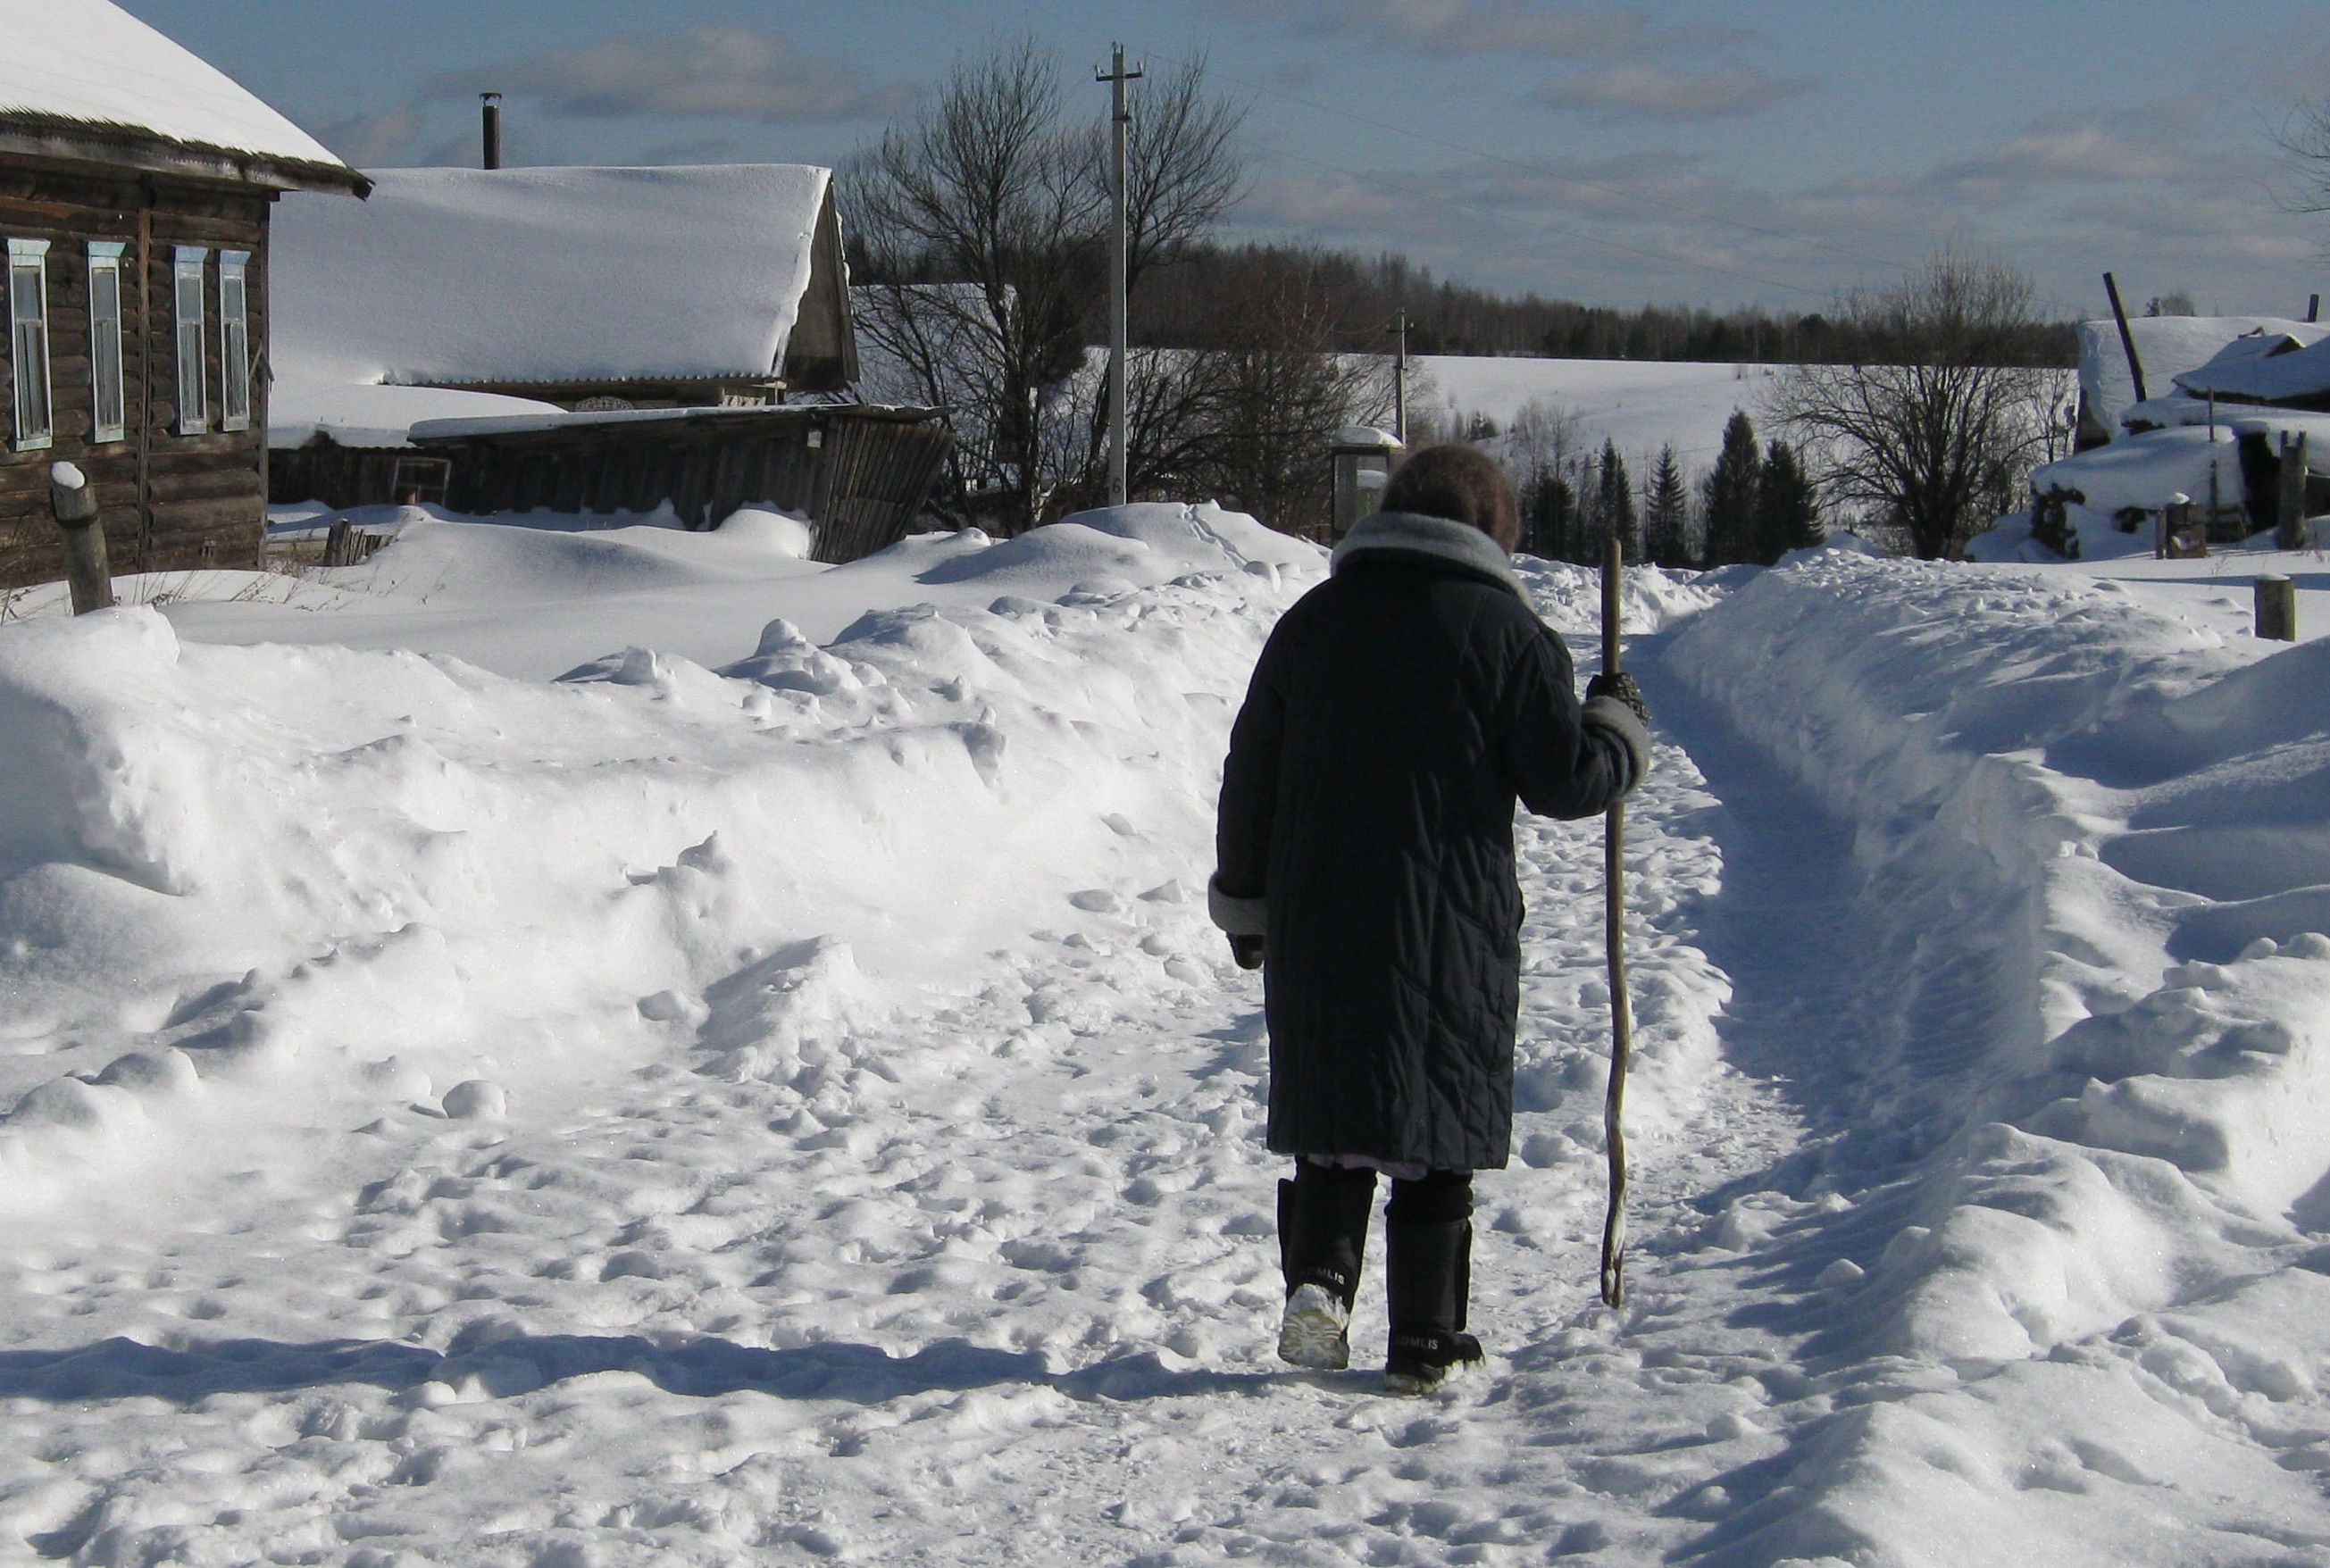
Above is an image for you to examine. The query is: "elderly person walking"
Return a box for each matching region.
[1209,442,1650,1392]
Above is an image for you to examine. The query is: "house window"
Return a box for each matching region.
[388,455,452,505]
[87,241,127,443]
[173,246,208,433]
[7,238,53,452]
[218,250,251,432]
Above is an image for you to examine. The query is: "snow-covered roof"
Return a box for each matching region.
[2032,425,2237,520]
[271,164,834,390]
[2078,316,2328,438]
[2174,332,2330,403]
[0,0,360,191]
[267,379,566,452]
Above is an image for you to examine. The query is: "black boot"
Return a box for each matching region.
[1277,1163,1375,1369]
[1384,1172,1482,1393]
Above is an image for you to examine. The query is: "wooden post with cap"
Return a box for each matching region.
[49,461,114,614]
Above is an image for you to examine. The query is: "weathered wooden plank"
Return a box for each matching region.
[147,492,263,546]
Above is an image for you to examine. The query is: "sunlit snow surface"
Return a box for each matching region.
[3,508,2329,1564]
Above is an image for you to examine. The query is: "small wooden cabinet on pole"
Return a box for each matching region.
[1330,426,1402,540]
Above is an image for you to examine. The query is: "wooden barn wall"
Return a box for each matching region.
[416,413,951,562]
[810,416,953,564]
[0,163,269,591]
[268,438,410,511]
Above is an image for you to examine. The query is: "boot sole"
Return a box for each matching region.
[1277,1302,1351,1371]
[1383,1354,1484,1396]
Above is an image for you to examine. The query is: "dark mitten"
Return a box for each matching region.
[1231,934,1265,971]
[1585,670,1649,726]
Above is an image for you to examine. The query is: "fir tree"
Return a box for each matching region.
[1700,409,1760,566]
[1642,444,1691,567]
[1591,438,1637,561]
[1566,452,1599,563]
[1521,470,1576,560]
[1755,438,1823,562]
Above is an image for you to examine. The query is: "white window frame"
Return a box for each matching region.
[218,249,251,433]
[86,240,127,444]
[173,245,208,434]
[388,455,452,505]
[7,238,54,453]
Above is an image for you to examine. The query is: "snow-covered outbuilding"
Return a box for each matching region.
[2017,314,2330,557]
[267,165,949,560]
[2074,315,2326,447]
[0,0,366,588]
[2172,331,2330,411]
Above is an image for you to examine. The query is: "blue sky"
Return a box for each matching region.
[129,0,2330,322]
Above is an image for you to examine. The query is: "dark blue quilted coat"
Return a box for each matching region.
[1212,513,1641,1171]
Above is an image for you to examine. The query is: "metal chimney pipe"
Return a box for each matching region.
[480,92,502,170]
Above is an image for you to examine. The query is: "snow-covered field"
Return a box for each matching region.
[1416,354,1786,472]
[4,502,2328,1564]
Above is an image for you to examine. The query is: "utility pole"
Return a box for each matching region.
[1098,43,1143,508]
[1389,308,1408,444]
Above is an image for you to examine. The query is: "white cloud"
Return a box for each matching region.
[1227,0,1752,59]
[1543,64,1814,121]
[313,105,426,168]
[439,27,916,123]
[1935,123,2186,186]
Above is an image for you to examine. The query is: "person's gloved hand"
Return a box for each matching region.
[1586,670,1649,727]
[1230,934,1265,971]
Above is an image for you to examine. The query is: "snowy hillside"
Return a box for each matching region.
[3,507,2328,1564]
[1418,354,1785,474]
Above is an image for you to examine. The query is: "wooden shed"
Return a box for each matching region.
[0,0,366,591]
[405,404,954,564]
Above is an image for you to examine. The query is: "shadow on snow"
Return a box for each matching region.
[0,1330,1309,1410]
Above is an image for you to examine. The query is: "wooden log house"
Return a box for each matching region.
[0,0,366,591]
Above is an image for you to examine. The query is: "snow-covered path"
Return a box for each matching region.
[0,647,1808,1566]
[9,513,2330,1564]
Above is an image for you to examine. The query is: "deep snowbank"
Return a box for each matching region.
[1668,549,2330,1558]
[0,507,1312,1205]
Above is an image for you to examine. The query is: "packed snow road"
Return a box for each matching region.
[4,508,2330,1564]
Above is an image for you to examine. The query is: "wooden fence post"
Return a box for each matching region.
[2165,494,2198,558]
[48,462,115,614]
[2256,576,2298,642]
[2278,432,2312,551]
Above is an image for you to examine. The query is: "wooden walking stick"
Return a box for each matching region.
[1599,535,1633,1310]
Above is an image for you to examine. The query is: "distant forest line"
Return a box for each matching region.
[1125,243,2083,368]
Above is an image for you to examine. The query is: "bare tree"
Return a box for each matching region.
[1769,253,2055,560]
[1503,395,1583,494]
[1061,54,1249,509]
[2277,100,2330,217]
[843,41,1246,532]
[844,43,1097,530]
[1180,255,1394,537]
